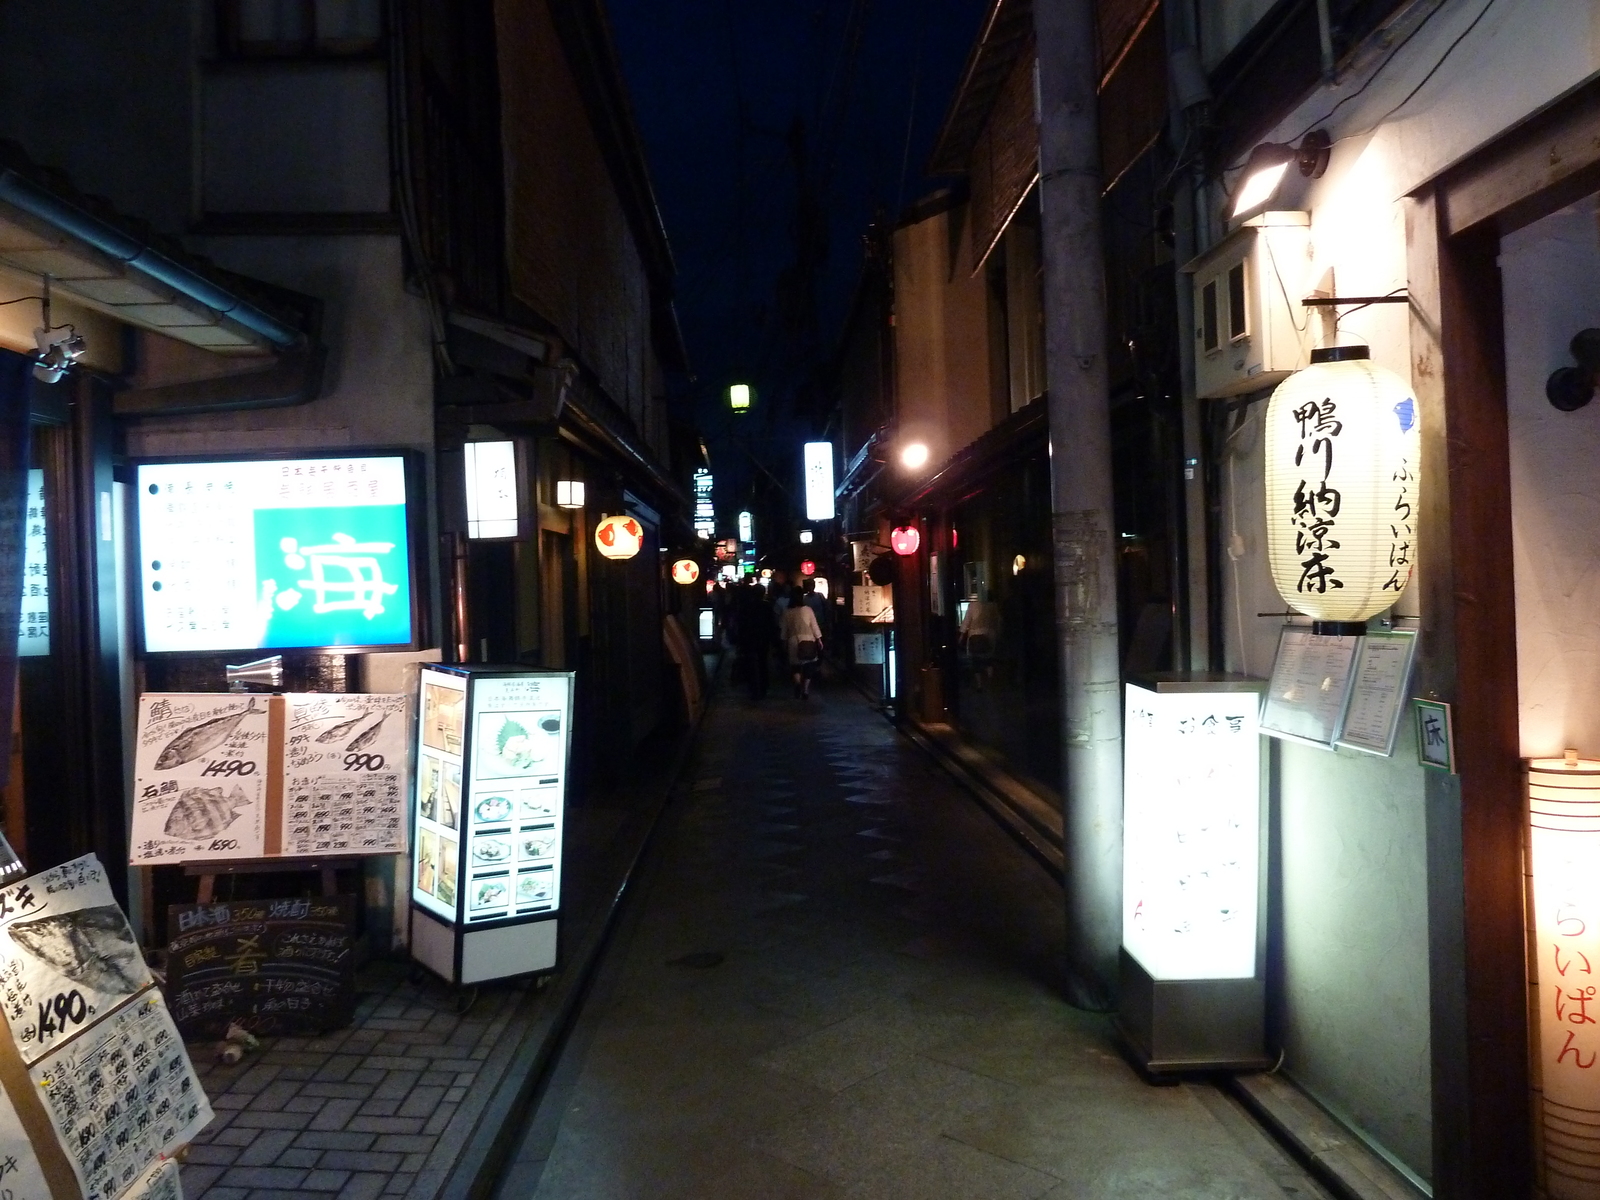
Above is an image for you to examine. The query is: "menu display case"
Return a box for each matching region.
[409,665,573,985]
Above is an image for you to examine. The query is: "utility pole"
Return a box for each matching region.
[1035,0,1122,1009]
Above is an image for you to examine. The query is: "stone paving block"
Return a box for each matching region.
[228,1110,314,1131]
[366,1018,427,1032]
[235,1127,297,1166]
[339,1172,388,1200]
[216,1164,308,1189]
[317,1150,404,1173]
[400,1152,428,1172]
[177,1165,224,1193]
[452,1072,476,1086]
[371,1134,433,1153]
[301,1082,375,1100]
[434,1058,478,1071]
[277,1065,319,1081]
[383,1171,415,1194]
[406,1167,448,1198]
[246,1080,301,1112]
[417,1070,454,1088]
[295,1130,378,1152]
[285,1095,326,1113]
[347,1068,386,1084]
[211,1092,251,1111]
[309,1098,363,1131]
[364,1055,430,1070]
[346,1116,426,1135]
[442,1086,466,1104]
[303,1168,353,1190]
[184,1143,239,1166]
[358,1099,401,1117]
[313,1054,366,1082]
[421,1103,457,1136]
[396,1086,443,1119]
[230,1063,282,1092]
[280,1147,323,1168]
[272,1050,335,1066]
[212,1126,260,1147]
[372,1069,420,1100]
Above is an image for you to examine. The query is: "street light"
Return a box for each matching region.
[1231,131,1330,220]
[900,442,929,470]
[729,383,751,412]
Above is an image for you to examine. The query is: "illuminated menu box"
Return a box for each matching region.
[1119,673,1269,1074]
[410,665,573,986]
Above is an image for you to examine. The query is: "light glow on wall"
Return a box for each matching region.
[464,441,519,539]
[1123,682,1261,981]
[803,441,835,521]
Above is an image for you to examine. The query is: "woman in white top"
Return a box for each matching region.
[780,585,823,698]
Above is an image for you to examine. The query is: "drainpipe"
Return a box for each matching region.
[1035,0,1122,1008]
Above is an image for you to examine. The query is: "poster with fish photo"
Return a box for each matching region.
[281,692,409,856]
[0,855,154,1064]
[131,694,270,864]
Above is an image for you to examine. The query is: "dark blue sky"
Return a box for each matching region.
[605,0,987,513]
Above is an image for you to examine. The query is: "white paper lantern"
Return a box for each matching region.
[1263,346,1419,624]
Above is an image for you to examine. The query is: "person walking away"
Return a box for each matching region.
[735,580,775,701]
[801,577,827,642]
[781,585,823,699]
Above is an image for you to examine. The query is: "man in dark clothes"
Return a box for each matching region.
[734,579,775,700]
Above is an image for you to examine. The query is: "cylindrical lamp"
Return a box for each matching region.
[1529,751,1600,1194]
[1263,346,1420,635]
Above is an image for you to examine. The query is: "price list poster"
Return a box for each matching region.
[280,693,409,856]
[0,856,209,1200]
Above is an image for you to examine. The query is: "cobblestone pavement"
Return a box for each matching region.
[495,682,1331,1199]
[180,961,536,1200]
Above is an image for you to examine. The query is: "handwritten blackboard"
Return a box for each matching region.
[165,896,355,1038]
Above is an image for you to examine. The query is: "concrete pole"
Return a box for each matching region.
[1035,0,1123,1009]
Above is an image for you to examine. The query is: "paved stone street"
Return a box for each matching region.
[492,682,1334,1199]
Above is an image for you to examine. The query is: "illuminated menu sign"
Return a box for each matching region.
[1122,681,1261,981]
[693,468,714,540]
[136,455,413,655]
[18,469,46,657]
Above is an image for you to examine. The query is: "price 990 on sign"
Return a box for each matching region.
[343,753,385,772]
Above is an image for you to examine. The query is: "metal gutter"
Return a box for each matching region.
[0,167,303,349]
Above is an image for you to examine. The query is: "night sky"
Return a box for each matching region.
[605,0,989,525]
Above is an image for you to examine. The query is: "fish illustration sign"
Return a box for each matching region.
[135,454,416,654]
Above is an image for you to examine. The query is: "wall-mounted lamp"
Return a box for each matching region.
[900,442,929,470]
[31,278,85,384]
[1231,131,1331,220]
[798,529,814,544]
[1547,328,1600,412]
[729,383,752,412]
[555,479,586,509]
[890,526,921,556]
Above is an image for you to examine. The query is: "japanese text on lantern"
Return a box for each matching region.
[1290,397,1343,594]
[1385,459,1414,593]
[1550,892,1599,1071]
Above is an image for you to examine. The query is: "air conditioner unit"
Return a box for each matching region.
[1183,212,1312,399]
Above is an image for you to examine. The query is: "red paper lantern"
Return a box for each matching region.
[671,558,700,585]
[799,560,816,577]
[890,526,920,556]
[595,514,644,560]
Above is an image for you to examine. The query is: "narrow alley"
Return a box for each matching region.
[493,681,1330,1199]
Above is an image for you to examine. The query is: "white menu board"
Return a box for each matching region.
[1258,628,1360,748]
[464,675,570,923]
[0,856,154,1064]
[18,469,47,658]
[1335,630,1418,757]
[283,692,409,855]
[130,694,270,863]
[1122,683,1262,981]
[412,670,466,922]
[31,988,209,1200]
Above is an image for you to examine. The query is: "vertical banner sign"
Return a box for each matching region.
[1529,757,1600,1198]
[0,350,31,790]
[17,470,46,657]
[803,442,835,521]
[463,441,519,539]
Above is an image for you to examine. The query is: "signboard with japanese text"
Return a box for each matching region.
[1122,680,1263,982]
[1334,629,1417,756]
[0,856,209,1200]
[130,694,271,865]
[1258,627,1359,748]
[17,470,46,658]
[282,693,408,856]
[165,896,355,1038]
[135,454,416,655]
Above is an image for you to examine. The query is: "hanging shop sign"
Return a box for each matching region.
[1264,346,1419,626]
[130,692,410,864]
[803,441,835,521]
[670,559,700,585]
[692,468,714,538]
[737,511,753,543]
[462,440,520,540]
[594,514,644,561]
[890,526,920,556]
[18,468,46,657]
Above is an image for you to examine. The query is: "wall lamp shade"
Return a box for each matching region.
[1527,751,1600,1169]
[900,442,930,469]
[1231,131,1330,219]
[890,526,920,556]
[670,558,700,584]
[555,479,585,509]
[595,514,644,560]
[1264,346,1419,624]
[1547,328,1600,411]
[729,383,751,411]
[799,560,816,576]
[799,529,814,544]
